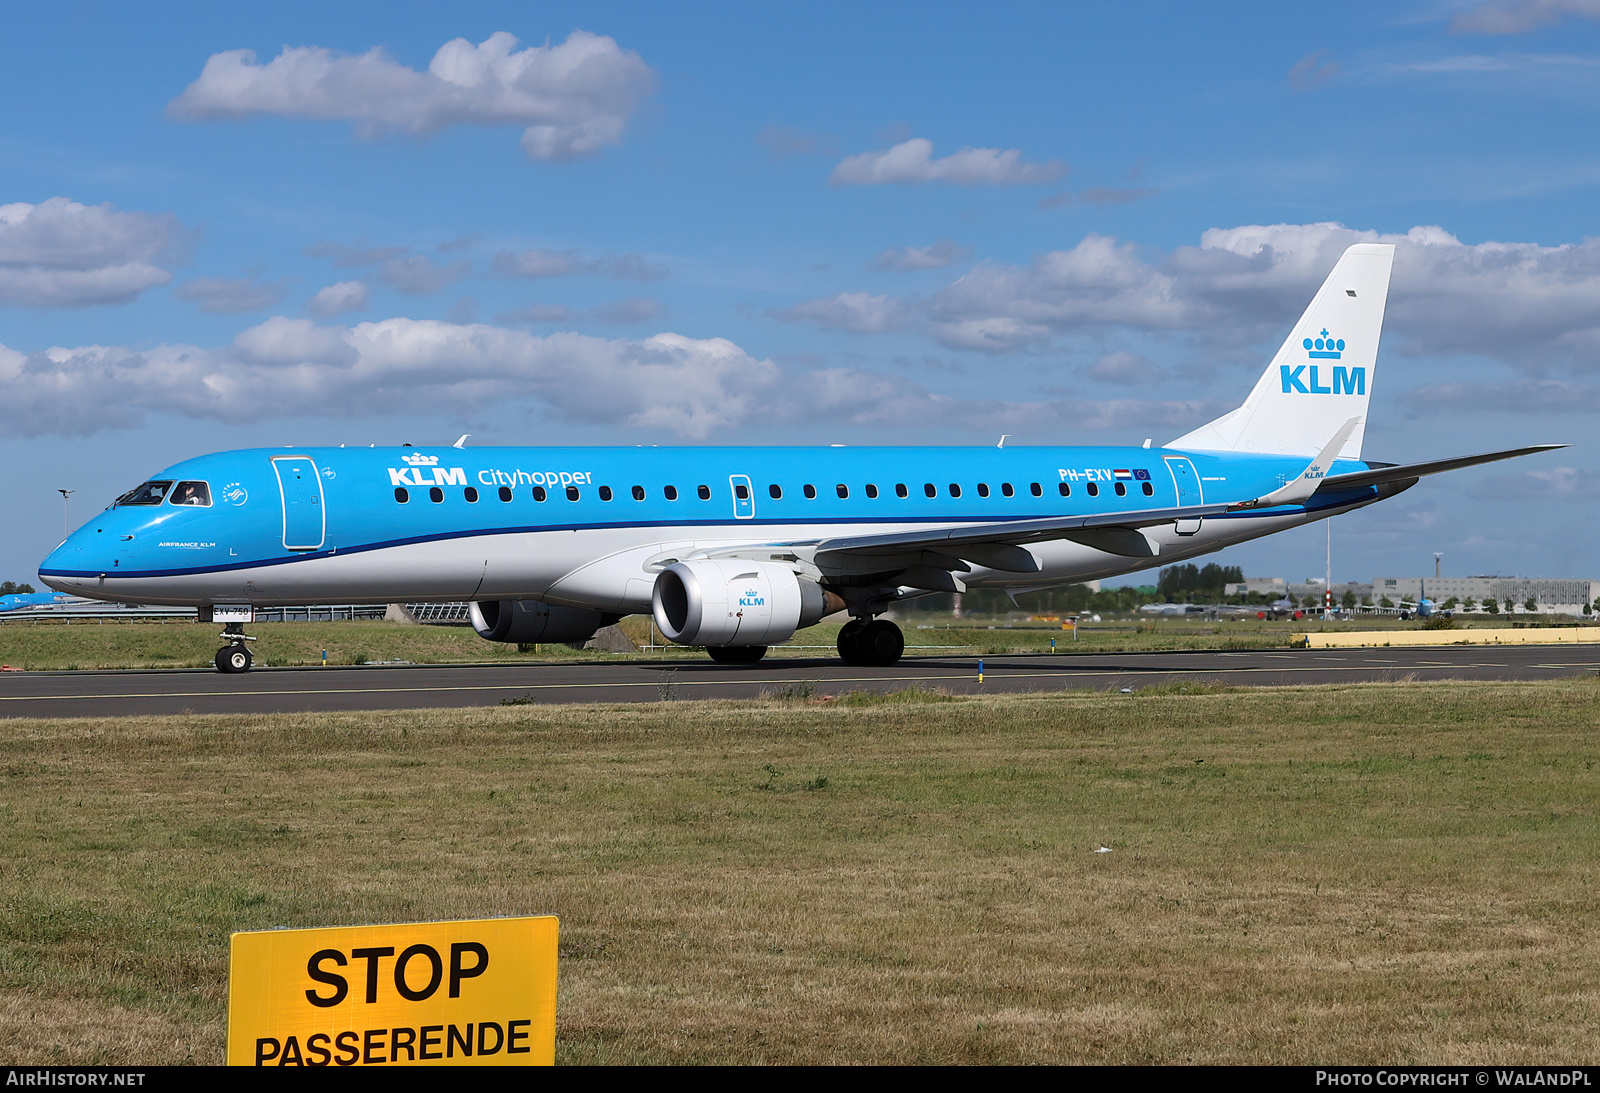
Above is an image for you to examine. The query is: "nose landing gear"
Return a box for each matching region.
[215,622,256,673]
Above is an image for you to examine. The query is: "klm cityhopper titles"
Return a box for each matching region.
[40,244,1559,673]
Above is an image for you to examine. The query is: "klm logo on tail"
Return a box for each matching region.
[1282,330,1364,395]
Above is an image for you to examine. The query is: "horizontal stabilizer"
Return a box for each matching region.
[1314,444,1566,493]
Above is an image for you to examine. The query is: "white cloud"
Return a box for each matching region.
[1079,351,1164,386]
[0,315,1227,441]
[772,292,913,334]
[376,255,470,295]
[870,239,971,271]
[306,281,368,317]
[168,30,655,162]
[1288,50,1340,89]
[590,296,666,324]
[918,221,1600,366]
[173,274,290,313]
[498,302,572,323]
[830,138,1064,187]
[1452,0,1600,34]
[492,247,668,280]
[1467,465,1600,500]
[0,197,182,307]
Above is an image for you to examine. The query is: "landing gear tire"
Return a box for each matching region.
[216,646,253,673]
[838,619,904,667]
[707,645,768,665]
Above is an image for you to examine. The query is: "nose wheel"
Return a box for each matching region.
[215,621,256,673]
[216,645,253,673]
[837,618,904,667]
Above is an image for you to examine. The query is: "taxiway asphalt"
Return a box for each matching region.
[1,643,1597,718]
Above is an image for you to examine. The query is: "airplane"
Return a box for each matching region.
[39,242,1562,674]
[0,591,70,613]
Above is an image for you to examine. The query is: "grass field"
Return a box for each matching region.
[1,680,1596,1064]
[3,612,1591,670]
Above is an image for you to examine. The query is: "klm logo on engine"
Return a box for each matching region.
[738,589,765,608]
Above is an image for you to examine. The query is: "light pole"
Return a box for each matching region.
[57,489,74,539]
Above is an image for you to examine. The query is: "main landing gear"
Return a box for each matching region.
[837,618,904,667]
[215,623,255,674]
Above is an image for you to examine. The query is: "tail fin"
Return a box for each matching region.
[1168,242,1394,458]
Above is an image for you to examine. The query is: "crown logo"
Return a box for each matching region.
[1303,328,1344,359]
[402,453,440,466]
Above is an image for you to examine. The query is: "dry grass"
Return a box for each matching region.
[0,680,1596,1064]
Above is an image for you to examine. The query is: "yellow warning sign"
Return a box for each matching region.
[227,916,557,1066]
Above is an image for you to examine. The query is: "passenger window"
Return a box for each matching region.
[1114,482,1127,497]
[1142,482,1154,496]
[924,483,937,497]
[533,486,548,502]
[115,481,173,506]
[664,485,678,501]
[498,486,513,502]
[896,483,908,498]
[599,486,614,501]
[1058,483,1070,497]
[171,481,211,506]
[949,483,962,498]
[804,484,817,499]
[394,487,409,504]
[429,487,444,503]
[1001,483,1014,497]
[464,487,479,503]
[697,484,711,500]
[1031,482,1043,497]
[735,483,749,500]
[865,483,879,499]
[567,486,581,501]
[769,484,782,499]
[836,484,849,499]
[632,485,646,500]
[976,483,990,498]
[1087,482,1099,497]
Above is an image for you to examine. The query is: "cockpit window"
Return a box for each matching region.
[114,481,173,506]
[170,481,211,507]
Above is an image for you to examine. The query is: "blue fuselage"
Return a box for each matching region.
[39,444,1383,610]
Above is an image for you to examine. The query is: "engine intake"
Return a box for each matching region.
[470,599,605,645]
[652,560,837,647]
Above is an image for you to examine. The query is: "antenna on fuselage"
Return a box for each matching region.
[454,435,471,449]
[997,435,1010,449]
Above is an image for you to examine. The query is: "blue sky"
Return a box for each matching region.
[4,0,1599,588]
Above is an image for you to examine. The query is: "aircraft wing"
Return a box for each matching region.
[753,500,1243,571]
[1313,444,1565,493]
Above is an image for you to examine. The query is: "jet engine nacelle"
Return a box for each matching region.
[652,560,833,647]
[469,599,605,645]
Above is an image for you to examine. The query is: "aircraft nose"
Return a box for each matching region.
[39,528,109,592]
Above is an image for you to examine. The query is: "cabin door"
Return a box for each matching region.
[1162,456,1203,536]
[729,474,755,520]
[272,456,326,551]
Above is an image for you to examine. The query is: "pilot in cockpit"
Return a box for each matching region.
[173,481,211,506]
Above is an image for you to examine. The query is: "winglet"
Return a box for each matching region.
[1233,417,1360,510]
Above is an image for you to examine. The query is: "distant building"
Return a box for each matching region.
[1373,576,1597,616]
[1224,577,1287,596]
